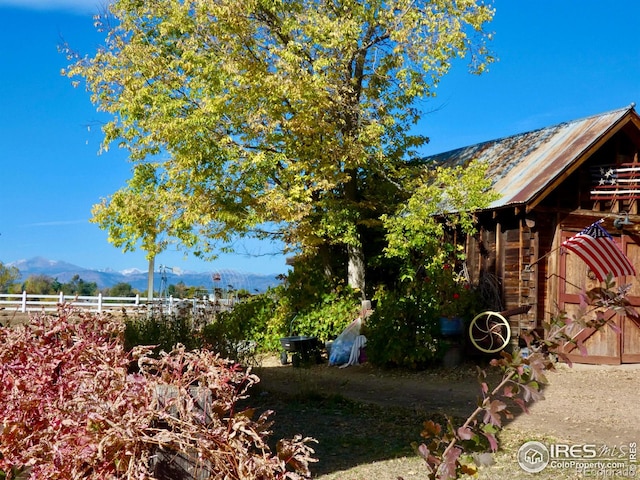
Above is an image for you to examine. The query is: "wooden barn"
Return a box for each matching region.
[430,104,640,364]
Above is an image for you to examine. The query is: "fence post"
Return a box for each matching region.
[98,292,103,313]
[59,291,64,305]
[21,291,27,313]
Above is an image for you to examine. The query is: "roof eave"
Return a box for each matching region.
[521,107,640,212]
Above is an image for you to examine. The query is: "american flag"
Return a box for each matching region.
[590,163,640,200]
[561,221,636,281]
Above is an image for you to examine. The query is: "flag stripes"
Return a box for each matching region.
[561,222,636,281]
[590,163,640,200]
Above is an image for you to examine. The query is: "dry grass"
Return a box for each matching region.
[248,359,639,480]
[0,310,31,326]
[247,387,600,480]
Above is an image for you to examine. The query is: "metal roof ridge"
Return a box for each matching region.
[425,104,636,159]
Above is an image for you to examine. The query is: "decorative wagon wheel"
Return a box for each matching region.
[468,311,511,354]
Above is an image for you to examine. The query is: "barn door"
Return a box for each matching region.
[621,237,640,362]
[558,230,640,364]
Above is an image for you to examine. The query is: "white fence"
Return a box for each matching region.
[0,292,235,314]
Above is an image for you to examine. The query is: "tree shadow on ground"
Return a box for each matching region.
[244,385,452,476]
[242,358,544,477]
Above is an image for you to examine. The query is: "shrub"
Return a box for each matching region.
[216,281,362,353]
[0,306,316,479]
[364,285,442,369]
[207,289,281,352]
[262,257,361,346]
[123,305,201,354]
[364,255,492,370]
[285,287,361,343]
[121,272,362,361]
[123,299,272,363]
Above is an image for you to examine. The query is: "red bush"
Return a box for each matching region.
[0,306,315,479]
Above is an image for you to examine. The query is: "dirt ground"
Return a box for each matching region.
[252,355,640,479]
[255,355,639,446]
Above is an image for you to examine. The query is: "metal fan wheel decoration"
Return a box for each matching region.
[468,311,512,354]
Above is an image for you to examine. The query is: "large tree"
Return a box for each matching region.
[64,0,495,293]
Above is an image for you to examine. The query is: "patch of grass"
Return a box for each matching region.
[244,384,603,480]
[244,386,460,477]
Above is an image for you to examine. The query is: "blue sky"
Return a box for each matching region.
[1,1,639,275]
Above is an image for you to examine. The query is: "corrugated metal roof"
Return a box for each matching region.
[425,105,638,211]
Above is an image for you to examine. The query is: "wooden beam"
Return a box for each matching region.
[495,221,503,279]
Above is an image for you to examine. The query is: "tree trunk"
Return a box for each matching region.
[347,243,366,297]
[318,244,334,281]
[344,166,366,296]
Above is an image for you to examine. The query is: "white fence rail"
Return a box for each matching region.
[0,292,235,314]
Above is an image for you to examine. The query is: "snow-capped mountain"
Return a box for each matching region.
[8,257,283,293]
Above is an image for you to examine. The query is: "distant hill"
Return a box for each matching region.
[8,257,284,294]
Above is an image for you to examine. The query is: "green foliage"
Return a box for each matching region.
[200,314,252,360]
[61,274,98,296]
[122,259,360,360]
[383,160,499,278]
[365,255,486,369]
[274,256,340,315]
[123,307,201,354]
[202,292,279,355]
[287,288,361,344]
[365,284,443,369]
[63,0,495,288]
[123,294,274,363]
[22,274,61,295]
[208,257,361,351]
[167,281,208,298]
[269,260,362,345]
[20,274,101,296]
[0,262,19,293]
[427,262,480,320]
[208,276,361,354]
[106,281,138,297]
[364,161,496,370]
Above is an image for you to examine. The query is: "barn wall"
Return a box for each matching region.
[531,211,556,333]
[466,209,635,351]
[498,218,538,342]
[466,217,501,312]
[461,119,640,362]
[467,213,540,346]
[519,219,539,335]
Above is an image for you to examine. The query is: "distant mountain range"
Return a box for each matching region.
[8,257,284,294]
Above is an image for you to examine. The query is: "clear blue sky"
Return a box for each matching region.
[1,0,639,275]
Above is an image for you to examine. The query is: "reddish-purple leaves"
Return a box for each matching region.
[482,399,507,427]
[0,307,315,479]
